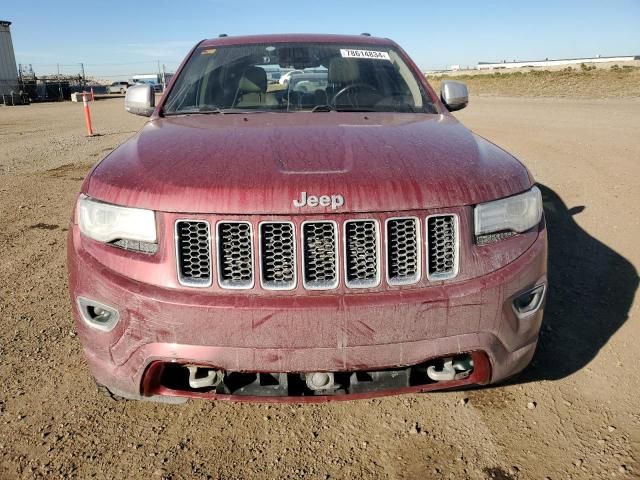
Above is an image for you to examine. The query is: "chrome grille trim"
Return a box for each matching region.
[426,214,459,281]
[175,214,461,290]
[385,217,421,286]
[259,221,297,290]
[216,221,254,289]
[301,220,339,290]
[175,220,213,287]
[343,219,381,289]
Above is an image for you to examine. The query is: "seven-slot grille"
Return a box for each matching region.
[302,221,338,289]
[426,215,458,280]
[176,221,212,286]
[386,218,421,285]
[175,215,458,289]
[344,220,380,288]
[260,222,296,289]
[217,222,254,289]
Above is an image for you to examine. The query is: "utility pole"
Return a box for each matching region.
[80,62,86,87]
[57,63,62,101]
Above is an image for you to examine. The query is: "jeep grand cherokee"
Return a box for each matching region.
[67,34,547,402]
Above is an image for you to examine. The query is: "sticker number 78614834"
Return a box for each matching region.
[340,49,391,60]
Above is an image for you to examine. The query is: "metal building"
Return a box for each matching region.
[477,55,640,70]
[0,20,19,96]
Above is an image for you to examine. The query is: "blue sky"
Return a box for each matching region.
[4,0,639,79]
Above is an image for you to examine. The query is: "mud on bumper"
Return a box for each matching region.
[70,229,546,402]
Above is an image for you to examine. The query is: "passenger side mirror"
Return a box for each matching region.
[440,81,469,112]
[124,84,155,116]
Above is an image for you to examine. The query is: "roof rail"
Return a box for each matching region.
[360,32,371,37]
[218,33,228,38]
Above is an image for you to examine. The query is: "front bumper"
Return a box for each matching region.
[68,225,547,402]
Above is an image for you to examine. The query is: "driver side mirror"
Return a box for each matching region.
[440,81,469,112]
[125,84,155,116]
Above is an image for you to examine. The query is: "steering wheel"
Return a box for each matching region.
[332,83,379,106]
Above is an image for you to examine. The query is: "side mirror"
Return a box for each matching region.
[124,84,155,116]
[440,81,469,112]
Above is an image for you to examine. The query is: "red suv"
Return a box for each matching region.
[68,34,547,402]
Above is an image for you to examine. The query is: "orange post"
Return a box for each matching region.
[82,91,94,136]
[90,87,95,102]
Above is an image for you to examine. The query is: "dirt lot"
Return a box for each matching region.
[0,96,638,479]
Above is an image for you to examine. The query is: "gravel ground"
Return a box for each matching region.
[0,97,638,479]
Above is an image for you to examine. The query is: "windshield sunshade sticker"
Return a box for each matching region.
[340,49,390,60]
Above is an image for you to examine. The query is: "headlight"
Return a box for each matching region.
[77,194,157,244]
[474,186,542,238]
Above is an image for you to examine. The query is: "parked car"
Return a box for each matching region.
[259,64,282,82]
[278,68,328,85]
[278,69,304,84]
[107,81,132,94]
[134,80,163,93]
[287,72,328,93]
[68,34,547,402]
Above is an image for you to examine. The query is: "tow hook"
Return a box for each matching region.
[426,356,475,382]
[305,372,336,391]
[185,365,223,389]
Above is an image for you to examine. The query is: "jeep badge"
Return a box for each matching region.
[293,191,345,210]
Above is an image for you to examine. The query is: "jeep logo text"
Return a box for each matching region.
[293,191,345,210]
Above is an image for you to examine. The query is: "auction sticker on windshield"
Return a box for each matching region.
[340,49,390,60]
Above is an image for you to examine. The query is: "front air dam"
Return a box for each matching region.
[140,351,491,403]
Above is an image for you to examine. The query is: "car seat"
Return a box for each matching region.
[234,66,270,108]
[326,57,359,100]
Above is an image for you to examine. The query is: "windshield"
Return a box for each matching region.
[163,43,437,114]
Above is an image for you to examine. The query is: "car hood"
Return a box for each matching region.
[87,113,532,214]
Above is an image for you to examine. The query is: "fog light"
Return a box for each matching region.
[512,284,546,319]
[77,297,119,332]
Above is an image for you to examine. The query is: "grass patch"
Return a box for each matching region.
[426,66,640,98]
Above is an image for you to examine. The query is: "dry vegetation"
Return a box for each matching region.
[427,65,640,98]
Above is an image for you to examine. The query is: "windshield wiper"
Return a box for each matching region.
[334,105,422,113]
[333,107,377,112]
[166,106,273,116]
[165,106,224,116]
[311,104,376,113]
[311,104,336,112]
